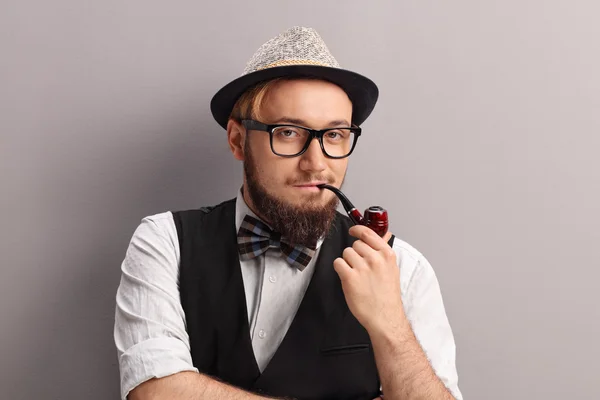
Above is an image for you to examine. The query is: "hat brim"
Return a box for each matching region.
[210,65,379,130]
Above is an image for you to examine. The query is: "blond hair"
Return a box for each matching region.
[228,77,319,122]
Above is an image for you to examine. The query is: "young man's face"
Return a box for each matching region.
[235,79,353,245]
[247,79,351,205]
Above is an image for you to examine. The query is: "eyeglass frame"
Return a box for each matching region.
[241,119,362,159]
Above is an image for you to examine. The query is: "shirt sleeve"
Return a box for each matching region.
[393,241,463,400]
[114,213,198,400]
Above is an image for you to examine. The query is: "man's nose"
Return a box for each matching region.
[298,138,327,172]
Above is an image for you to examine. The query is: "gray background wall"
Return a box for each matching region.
[2,1,599,399]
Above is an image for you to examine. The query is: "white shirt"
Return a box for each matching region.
[114,190,463,400]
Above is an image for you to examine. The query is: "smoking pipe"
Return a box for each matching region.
[317,184,388,237]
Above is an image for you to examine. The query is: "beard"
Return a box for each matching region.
[243,143,340,248]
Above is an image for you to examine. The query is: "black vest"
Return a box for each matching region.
[173,199,382,400]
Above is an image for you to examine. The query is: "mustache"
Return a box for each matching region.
[287,176,336,185]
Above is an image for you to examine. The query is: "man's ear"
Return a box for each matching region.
[227,119,246,161]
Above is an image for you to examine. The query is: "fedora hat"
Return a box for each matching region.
[210,26,379,129]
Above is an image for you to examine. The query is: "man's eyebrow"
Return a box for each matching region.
[273,117,352,128]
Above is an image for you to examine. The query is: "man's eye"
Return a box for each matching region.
[280,129,297,137]
[326,131,342,139]
[275,127,305,138]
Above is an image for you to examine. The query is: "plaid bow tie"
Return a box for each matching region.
[237,215,315,271]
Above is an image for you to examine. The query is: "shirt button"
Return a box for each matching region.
[258,329,266,339]
[269,276,277,283]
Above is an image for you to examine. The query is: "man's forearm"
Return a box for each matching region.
[128,371,284,400]
[369,317,455,400]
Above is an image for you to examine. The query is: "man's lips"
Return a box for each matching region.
[293,182,328,188]
[292,182,329,191]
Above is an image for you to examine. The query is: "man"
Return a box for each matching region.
[114,27,462,400]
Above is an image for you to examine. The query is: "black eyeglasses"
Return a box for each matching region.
[241,119,362,159]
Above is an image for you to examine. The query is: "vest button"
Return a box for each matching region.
[258,329,266,339]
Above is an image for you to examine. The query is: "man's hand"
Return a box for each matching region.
[333,225,404,335]
[335,226,457,400]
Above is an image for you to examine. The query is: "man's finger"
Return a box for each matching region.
[333,257,354,280]
[342,247,368,270]
[352,239,375,258]
[349,225,393,252]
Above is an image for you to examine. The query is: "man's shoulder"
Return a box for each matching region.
[141,210,174,225]
[171,198,237,218]
[135,201,228,241]
[391,236,425,263]
[132,211,178,244]
[132,200,232,252]
[137,198,236,232]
